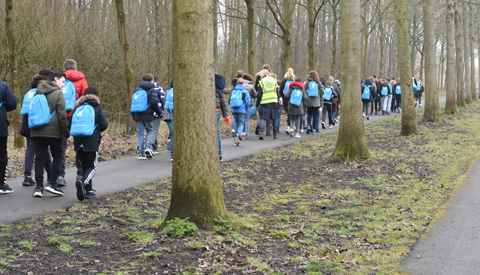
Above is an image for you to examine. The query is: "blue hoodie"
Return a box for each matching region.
[230,84,251,114]
[361,79,374,102]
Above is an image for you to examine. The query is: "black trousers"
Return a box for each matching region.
[32,137,63,188]
[0,137,7,185]
[77,148,98,190]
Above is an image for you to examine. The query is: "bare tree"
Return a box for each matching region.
[422,0,440,122]
[164,0,228,229]
[454,5,465,107]
[394,0,418,136]
[245,0,255,75]
[334,0,370,160]
[461,0,471,105]
[468,2,476,102]
[444,0,458,114]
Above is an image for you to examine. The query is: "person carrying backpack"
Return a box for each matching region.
[393,79,402,113]
[256,69,280,140]
[72,87,108,201]
[151,76,164,154]
[379,78,391,115]
[285,79,307,138]
[321,80,338,129]
[304,71,323,135]
[31,72,70,197]
[229,78,251,146]
[0,76,17,194]
[131,74,161,159]
[279,68,296,135]
[242,73,256,140]
[361,78,375,120]
[163,81,174,161]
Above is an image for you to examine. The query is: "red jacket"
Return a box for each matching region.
[65,70,88,117]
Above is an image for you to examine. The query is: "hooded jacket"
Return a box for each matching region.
[72,94,108,152]
[285,81,307,115]
[361,79,375,102]
[132,81,161,122]
[65,70,88,118]
[21,75,47,137]
[0,81,17,137]
[229,84,251,114]
[304,78,323,108]
[215,74,229,118]
[30,80,69,139]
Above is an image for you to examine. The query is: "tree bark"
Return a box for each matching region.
[422,0,440,122]
[445,0,458,113]
[114,0,135,133]
[362,2,369,80]
[455,6,465,107]
[394,0,418,136]
[307,0,316,71]
[266,0,294,74]
[330,0,339,76]
[469,3,476,102]
[334,0,370,160]
[5,0,24,148]
[245,0,255,75]
[213,0,218,63]
[461,1,471,105]
[165,0,228,230]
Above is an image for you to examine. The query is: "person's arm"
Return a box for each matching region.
[2,83,17,111]
[97,106,109,132]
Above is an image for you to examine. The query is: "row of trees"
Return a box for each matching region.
[2,0,479,228]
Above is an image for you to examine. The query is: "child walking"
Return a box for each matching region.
[73,87,108,201]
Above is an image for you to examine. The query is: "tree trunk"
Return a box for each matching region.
[114,0,135,133]
[246,0,255,75]
[378,0,385,76]
[330,1,338,76]
[334,0,370,160]
[422,0,440,122]
[445,0,458,113]
[362,3,369,80]
[411,14,417,76]
[394,0,418,136]
[280,0,293,74]
[5,0,24,148]
[455,6,465,107]
[307,0,316,71]
[462,1,471,105]
[469,3,476,101]
[165,0,227,230]
[213,0,218,63]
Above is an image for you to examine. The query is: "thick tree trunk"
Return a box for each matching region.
[5,0,24,148]
[246,0,255,75]
[330,2,338,76]
[213,0,218,63]
[445,0,458,113]
[394,0,418,136]
[114,0,135,133]
[334,0,370,160]
[422,0,440,122]
[362,4,369,80]
[165,0,227,230]
[280,0,293,74]
[469,3,476,101]
[307,0,316,71]
[462,1,471,105]
[455,7,465,107]
[411,14,417,76]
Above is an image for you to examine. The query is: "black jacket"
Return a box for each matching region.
[0,81,17,137]
[132,81,161,122]
[72,94,108,152]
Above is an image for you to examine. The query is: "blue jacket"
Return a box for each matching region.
[132,81,161,122]
[0,81,17,137]
[153,82,164,118]
[229,84,251,114]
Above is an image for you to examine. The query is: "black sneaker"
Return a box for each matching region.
[145,147,154,159]
[255,126,260,135]
[259,135,264,140]
[22,176,36,186]
[322,122,326,129]
[76,179,86,201]
[57,176,67,187]
[219,155,223,162]
[85,190,96,199]
[45,184,64,196]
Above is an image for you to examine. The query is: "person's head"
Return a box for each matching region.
[326,80,332,87]
[308,70,320,83]
[369,75,375,83]
[63,59,77,71]
[49,72,66,89]
[84,86,99,97]
[262,64,271,72]
[39,68,54,78]
[285,68,295,80]
[236,70,244,79]
[295,78,302,82]
[259,69,270,78]
[328,76,335,82]
[236,78,245,86]
[243,73,253,81]
[154,76,158,83]
[143,73,154,82]
[372,74,377,79]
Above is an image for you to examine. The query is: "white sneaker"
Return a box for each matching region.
[295,133,301,138]
[289,129,294,137]
[286,126,291,135]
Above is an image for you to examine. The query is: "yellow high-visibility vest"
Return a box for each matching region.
[259,76,278,104]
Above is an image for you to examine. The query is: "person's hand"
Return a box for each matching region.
[224,116,231,125]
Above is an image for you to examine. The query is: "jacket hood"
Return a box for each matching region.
[36,80,61,95]
[364,79,373,86]
[215,74,226,90]
[234,84,246,91]
[65,70,86,82]
[76,94,100,107]
[139,81,155,91]
[289,81,304,90]
[31,74,49,89]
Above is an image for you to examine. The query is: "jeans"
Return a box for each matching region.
[136,121,154,154]
[233,113,245,137]
[322,103,334,125]
[166,120,173,159]
[395,94,402,109]
[32,137,63,188]
[363,101,371,114]
[331,104,337,122]
[387,94,393,113]
[307,107,320,130]
[152,117,161,150]
[244,105,251,136]
[216,112,222,156]
[274,105,282,134]
[259,118,279,135]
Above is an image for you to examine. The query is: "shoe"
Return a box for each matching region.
[170,158,173,162]
[329,125,333,129]
[241,132,246,137]
[76,174,82,182]
[76,179,86,201]
[85,190,96,199]
[255,126,260,135]
[45,184,64,196]
[322,122,326,129]
[312,130,316,135]
[363,113,366,118]
[219,155,223,162]
[57,176,66,187]
[22,176,36,187]
[259,135,264,140]
[273,133,277,139]
[295,133,301,138]
[245,135,251,140]
[33,187,43,197]
[289,129,294,137]
[419,104,421,107]
[306,128,311,135]
[0,184,13,194]
[234,135,240,146]
[334,118,338,123]
[231,129,235,137]
[138,153,146,160]
[286,126,291,135]
[238,135,243,141]
[386,112,390,115]
[145,147,154,159]
[367,116,370,120]
[398,108,402,113]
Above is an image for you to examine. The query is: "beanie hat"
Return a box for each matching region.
[84,87,99,97]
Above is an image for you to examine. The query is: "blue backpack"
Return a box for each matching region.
[323,86,333,101]
[130,88,149,113]
[283,80,293,95]
[381,86,388,96]
[362,85,371,100]
[164,88,174,110]
[229,89,243,107]
[290,89,303,106]
[62,79,76,111]
[70,103,96,137]
[20,88,36,115]
[28,94,56,129]
[307,81,319,97]
[395,85,401,95]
